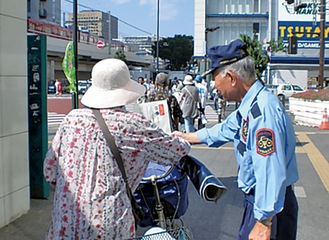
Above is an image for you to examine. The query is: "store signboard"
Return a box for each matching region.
[278,21,329,49]
[278,1,319,21]
[278,1,329,49]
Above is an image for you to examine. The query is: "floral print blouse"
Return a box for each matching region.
[44,107,190,240]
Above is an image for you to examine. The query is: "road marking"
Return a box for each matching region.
[294,186,307,198]
[191,144,305,153]
[48,112,66,125]
[300,131,329,135]
[191,145,234,150]
[296,132,329,192]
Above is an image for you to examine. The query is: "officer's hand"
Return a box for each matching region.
[172,131,185,138]
[248,220,271,240]
[171,131,201,144]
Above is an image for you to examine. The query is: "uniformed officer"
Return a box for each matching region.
[173,39,299,240]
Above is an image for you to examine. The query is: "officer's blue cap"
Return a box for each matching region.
[202,39,249,77]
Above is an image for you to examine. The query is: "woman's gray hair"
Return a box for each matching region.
[155,73,169,87]
[219,56,256,85]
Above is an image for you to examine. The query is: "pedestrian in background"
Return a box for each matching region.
[146,78,156,99]
[146,72,182,131]
[138,76,144,85]
[55,78,62,96]
[213,89,226,121]
[171,78,185,131]
[173,39,298,240]
[44,59,190,240]
[171,78,184,98]
[137,76,148,101]
[195,75,208,128]
[179,75,200,133]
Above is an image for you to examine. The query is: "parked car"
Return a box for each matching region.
[78,79,92,94]
[266,83,305,101]
[48,80,56,94]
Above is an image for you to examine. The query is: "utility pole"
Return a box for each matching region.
[72,0,79,109]
[318,0,325,89]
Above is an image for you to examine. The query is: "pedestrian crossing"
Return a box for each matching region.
[48,112,66,126]
[47,105,220,127]
[205,105,219,122]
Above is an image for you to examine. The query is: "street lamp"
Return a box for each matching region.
[203,27,220,73]
[318,0,326,89]
[156,0,160,73]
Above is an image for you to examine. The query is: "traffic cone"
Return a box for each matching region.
[319,108,329,130]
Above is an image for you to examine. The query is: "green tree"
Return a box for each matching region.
[154,35,194,71]
[240,34,283,80]
[114,50,127,64]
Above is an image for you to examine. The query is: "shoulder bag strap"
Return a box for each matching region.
[184,86,197,102]
[92,109,134,200]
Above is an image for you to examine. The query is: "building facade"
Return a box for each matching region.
[27,0,61,25]
[194,0,268,59]
[67,10,118,41]
[194,0,329,87]
[1,0,30,228]
[120,36,155,54]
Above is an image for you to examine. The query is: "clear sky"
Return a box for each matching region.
[61,0,194,38]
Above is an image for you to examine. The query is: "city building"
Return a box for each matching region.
[1,1,30,228]
[194,0,268,59]
[27,0,61,25]
[66,10,118,41]
[194,0,329,88]
[119,36,156,55]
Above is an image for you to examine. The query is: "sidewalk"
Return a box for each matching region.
[0,189,53,240]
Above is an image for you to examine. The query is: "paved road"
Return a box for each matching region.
[47,96,234,127]
[1,98,328,239]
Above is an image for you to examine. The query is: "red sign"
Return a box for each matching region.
[97,41,105,49]
[159,104,165,116]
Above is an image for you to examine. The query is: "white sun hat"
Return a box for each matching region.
[183,75,194,85]
[81,58,145,108]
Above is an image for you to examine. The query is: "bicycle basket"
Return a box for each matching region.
[129,226,193,240]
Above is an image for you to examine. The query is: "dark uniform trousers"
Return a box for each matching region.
[238,186,298,240]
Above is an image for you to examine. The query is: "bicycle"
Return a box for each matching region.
[130,161,193,240]
[128,154,227,240]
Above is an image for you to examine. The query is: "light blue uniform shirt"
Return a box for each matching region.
[196,80,299,220]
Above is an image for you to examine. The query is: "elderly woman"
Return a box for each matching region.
[44,59,190,240]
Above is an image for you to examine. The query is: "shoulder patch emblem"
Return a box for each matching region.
[242,117,249,142]
[256,128,275,156]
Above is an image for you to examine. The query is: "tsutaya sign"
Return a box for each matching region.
[278,1,329,49]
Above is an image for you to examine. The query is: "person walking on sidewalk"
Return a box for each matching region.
[173,39,299,240]
[179,75,200,133]
[44,59,190,240]
[55,78,62,96]
[195,75,208,129]
[145,72,182,131]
